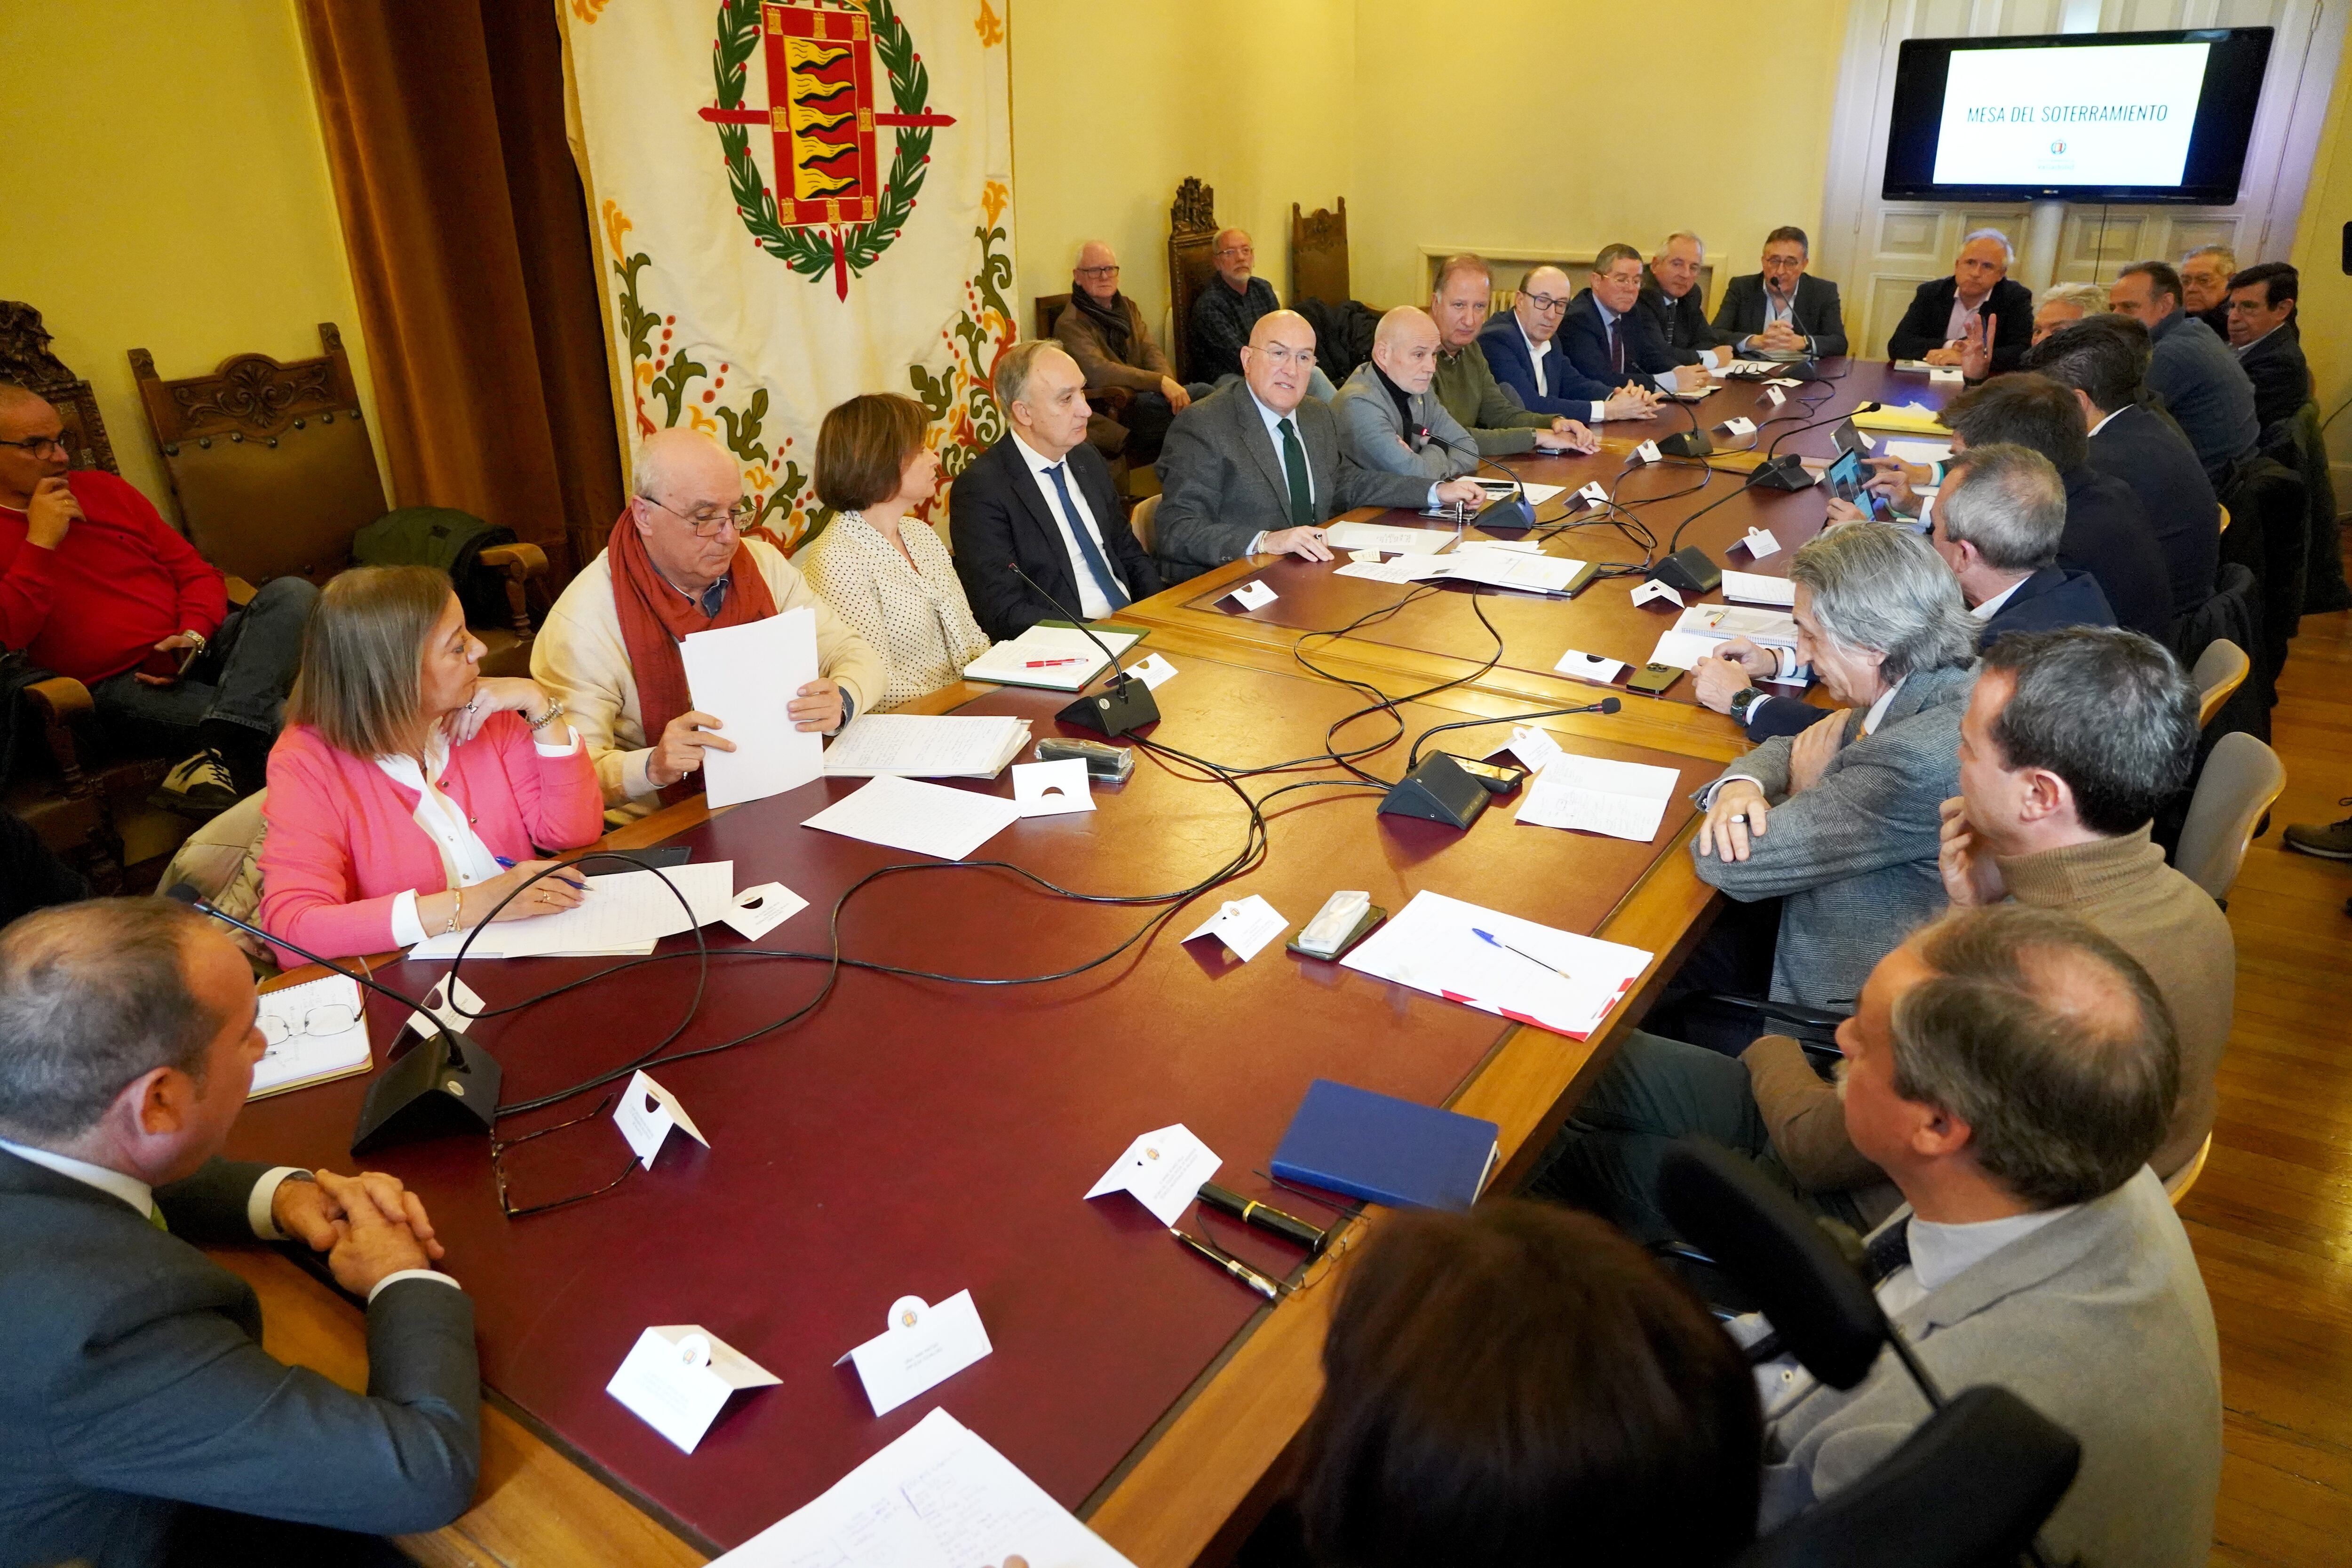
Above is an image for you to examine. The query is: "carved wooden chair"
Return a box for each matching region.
[1291,198,1351,306]
[1166,177,1219,383]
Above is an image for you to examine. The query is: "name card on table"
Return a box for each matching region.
[403,974,485,1043]
[614,1070,709,1168]
[1011,758,1095,817]
[1722,416,1757,437]
[835,1290,994,1417]
[1633,439,1664,463]
[1227,580,1278,611]
[1630,578,1684,610]
[1086,1122,1220,1225]
[1575,480,1610,507]
[1741,527,1781,558]
[1555,649,1629,684]
[724,882,807,941]
[1929,366,1965,385]
[607,1326,779,1454]
[1485,724,1565,774]
[1764,385,1788,406]
[1126,652,1179,690]
[1181,894,1288,962]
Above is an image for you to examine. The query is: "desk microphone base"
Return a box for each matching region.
[1649,545,1724,598]
[1059,678,1160,738]
[351,1029,502,1155]
[1659,429,1714,458]
[1379,754,1492,831]
[1748,455,1815,491]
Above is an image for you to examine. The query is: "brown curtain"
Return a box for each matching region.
[297,0,624,585]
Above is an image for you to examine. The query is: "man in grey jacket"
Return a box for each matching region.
[0,899,479,1567]
[1330,308,1480,481]
[1756,903,2220,1568]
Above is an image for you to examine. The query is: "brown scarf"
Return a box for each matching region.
[606,508,776,805]
[1065,286,1134,363]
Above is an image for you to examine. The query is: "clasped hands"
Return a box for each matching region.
[272,1168,447,1297]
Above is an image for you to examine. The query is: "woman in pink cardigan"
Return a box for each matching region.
[259,566,606,964]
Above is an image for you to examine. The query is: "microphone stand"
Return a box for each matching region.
[1750,400,1882,492]
[1005,559,1160,737]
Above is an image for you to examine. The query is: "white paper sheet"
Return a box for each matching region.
[1720,571,1797,607]
[1326,521,1454,554]
[405,862,739,959]
[681,607,825,808]
[251,974,371,1097]
[1334,556,1449,585]
[725,882,807,941]
[1433,551,1589,595]
[1880,438,1954,465]
[1180,894,1288,962]
[1515,755,1682,843]
[823,714,1031,778]
[1339,890,1651,1042]
[801,776,1024,860]
[1674,604,1800,647]
[1647,629,1724,669]
[1518,482,1565,504]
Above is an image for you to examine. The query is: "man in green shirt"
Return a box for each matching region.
[1427,253,1598,458]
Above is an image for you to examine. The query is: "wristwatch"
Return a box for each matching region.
[1728,686,1769,727]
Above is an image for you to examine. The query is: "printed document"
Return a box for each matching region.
[1341,890,1651,1041]
[1326,521,1455,554]
[823,714,1032,778]
[682,608,825,808]
[962,625,1143,691]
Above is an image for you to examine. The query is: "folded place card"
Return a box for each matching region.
[1722,416,1757,437]
[1630,578,1684,610]
[1634,439,1664,463]
[1485,724,1564,774]
[1764,377,1803,388]
[1764,385,1788,406]
[1348,549,1384,565]
[1085,1122,1220,1225]
[1555,649,1629,684]
[1126,652,1179,690]
[404,974,485,1043]
[1227,580,1278,610]
[1742,527,1781,558]
[614,1070,710,1169]
[607,1325,780,1454]
[835,1290,994,1417]
[1929,366,1965,385]
[1012,758,1095,817]
[1181,894,1288,962]
[724,882,807,941]
[1575,480,1610,506]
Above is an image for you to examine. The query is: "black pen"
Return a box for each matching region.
[1169,1227,1280,1300]
[1196,1182,1329,1255]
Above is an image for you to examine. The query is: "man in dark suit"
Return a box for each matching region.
[1559,244,1708,395]
[1637,231,1734,367]
[2225,262,2310,434]
[1884,230,2034,374]
[2108,260,2258,486]
[1712,227,1849,359]
[2024,314,2220,621]
[1478,264,1662,426]
[950,341,1163,637]
[0,898,478,1568]
[1151,310,1480,578]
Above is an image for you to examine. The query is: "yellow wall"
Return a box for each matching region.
[2290,23,2352,485]
[0,0,382,522]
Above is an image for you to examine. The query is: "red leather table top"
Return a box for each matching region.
[226,650,1713,1552]
[1178,361,1959,700]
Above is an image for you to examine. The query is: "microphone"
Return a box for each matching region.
[1751,400,1881,492]
[1383,696,1623,831]
[1004,558,1160,737]
[1657,380,1713,459]
[166,883,502,1154]
[1434,434,1535,530]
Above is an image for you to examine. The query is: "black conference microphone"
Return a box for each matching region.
[1005,559,1160,737]
[1751,400,1881,491]
[1656,377,1715,459]
[165,882,501,1154]
[1383,696,1624,831]
[1434,433,1535,530]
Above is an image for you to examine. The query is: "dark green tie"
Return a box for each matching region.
[1278,417,1314,527]
[147,1204,167,1233]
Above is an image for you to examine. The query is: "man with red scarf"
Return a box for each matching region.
[532,428,882,821]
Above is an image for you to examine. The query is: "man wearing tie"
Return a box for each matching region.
[1637,232,1734,369]
[1558,245,1706,395]
[1152,311,1482,577]
[1712,227,1849,359]
[948,341,1163,640]
[1478,265,1662,426]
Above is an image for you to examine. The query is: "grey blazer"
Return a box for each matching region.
[1764,1169,2222,1568]
[1694,662,1974,1008]
[1329,362,1479,481]
[1152,383,1431,573]
[0,1150,480,1568]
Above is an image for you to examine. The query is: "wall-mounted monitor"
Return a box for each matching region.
[1883,28,2273,205]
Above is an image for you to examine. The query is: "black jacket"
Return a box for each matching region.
[1884,276,2035,373]
[1711,273,1849,359]
[1559,290,1682,391]
[2086,403,2220,621]
[1636,271,1731,364]
[2236,326,2311,435]
[2059,464,2174,641]
[948,436,1162,641]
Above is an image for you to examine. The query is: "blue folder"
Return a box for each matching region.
[1270,1079,1502,1212]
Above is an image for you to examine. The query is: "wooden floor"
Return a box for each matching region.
[2181,541,2352,1566]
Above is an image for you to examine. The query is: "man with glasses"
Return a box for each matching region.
[1052,241,1204,466]
[2107,260,2259,486]
[1428,255,1600,458]
[0,382,317,818]
[1711,227,1849,360]
[1186,228,1337,397]
[2178,244,2237,337]
[532,427,882,820]
[1560,245,1711,396]
[1637,232,1735,368]
[1478,264,1662,426]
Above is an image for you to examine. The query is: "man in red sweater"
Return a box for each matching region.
[0,383,315,815]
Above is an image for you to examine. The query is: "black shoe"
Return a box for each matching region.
[151,748,240,819]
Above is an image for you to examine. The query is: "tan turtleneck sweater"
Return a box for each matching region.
[1743,826,2234,1190]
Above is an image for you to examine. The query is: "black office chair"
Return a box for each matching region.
[1656,1139,2081,1568]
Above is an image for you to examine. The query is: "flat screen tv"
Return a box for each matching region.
[1883,28,2273,205]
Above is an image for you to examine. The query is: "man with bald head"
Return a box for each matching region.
[1637,232,1734,368]
[1154,311,1481,576]
[532,426,882,820]
[1331,309,1481,480]
[1188,227,1279,385]
[1427,255,1599,457]
[1886,230,2034,373]
[1052,241,1197,465]
[1478,265,1661,426]
[0,381,316,818]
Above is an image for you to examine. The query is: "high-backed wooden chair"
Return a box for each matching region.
[1291,198,1350,306]
[1033,294,1069,340]
[1166,177,1219,382]
[1,301,118,476]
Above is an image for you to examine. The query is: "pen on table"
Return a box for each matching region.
[1197,1182,1329,1255]
[1168,1227,1280,1300]
[1472,927,1574,982]
[1024,657,1085,668]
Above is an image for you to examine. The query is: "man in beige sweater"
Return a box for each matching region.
[1537,626,2230,1237]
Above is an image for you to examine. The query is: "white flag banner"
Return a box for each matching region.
[562,0,1015,547]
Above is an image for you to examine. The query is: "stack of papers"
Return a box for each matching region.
[802,775,1025,860]
[823,714,1032,779]
[1340,891,1651,1041]
[251,974,373,1098]
[961,623,1144,692]
[1650,605,1804,678]
[1431,549,1592,596]
[1327,521,1454,555]
[1517,755,1683,842]
[1851,402,1948,435]
[407,862,739,960]
[1334,554,1453,585]
[1879,438,1953,465]
[1720,571,1797,607]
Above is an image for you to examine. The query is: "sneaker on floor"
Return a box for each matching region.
[151,748,241,819]
[2282,800,2352,860]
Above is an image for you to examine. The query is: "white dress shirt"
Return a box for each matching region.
[1009,430,1120,618]
[1520,323,1609,423]
[1970,575,2028,621]
[1943,294,1986,347]
[380,726,585,948]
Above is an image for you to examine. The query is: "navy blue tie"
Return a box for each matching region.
[1044,462,1128,611]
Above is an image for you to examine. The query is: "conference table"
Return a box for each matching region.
[211,357,1955,1568]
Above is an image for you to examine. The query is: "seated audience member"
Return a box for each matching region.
[1295,1202,1760,1568]
[1428,255,1598,456]
[1152,312,1481,575]
[2225,262,2309,433]
[1052,241,1199,465]
[2107,260,2259,485]
[2024,314,2220,621]
[0,899,479,1567]
[1638,231,1735,368]
[1884,230,2032,373]
[1712,227,1850,359]
[0,807,89,927]
[1332,309,1480,481]
[0,382,317,817]
[799,394,988,709]
[1760,906,2219,1567]
[950,341,1161,637]
[1187,228,1336,398]
[1477,266,1660,427]
[2030,280,2106,345]
[534,428,881,819]
[1688,523,1978,1010]
[2180,243,2238,337]
[260,567,603,964]
[1560,245,1708,395]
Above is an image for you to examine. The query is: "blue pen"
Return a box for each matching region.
[1472,927,1574,982]
[494,856,516,869]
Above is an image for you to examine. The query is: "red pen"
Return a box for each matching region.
[1024,657,1084,668]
